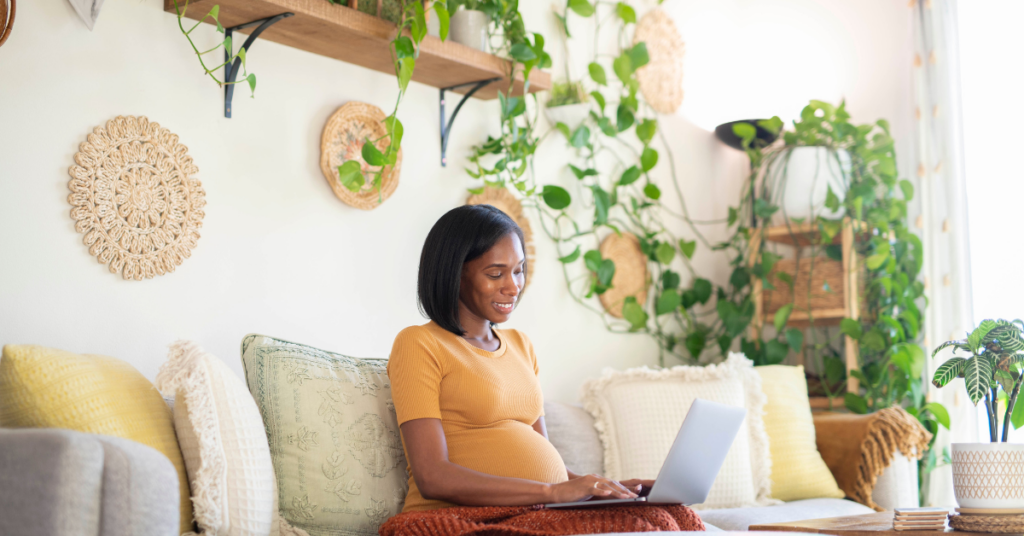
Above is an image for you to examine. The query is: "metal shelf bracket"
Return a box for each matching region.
[224,12,295,118]
[439,78,501,166]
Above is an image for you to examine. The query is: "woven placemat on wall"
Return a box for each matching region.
[67,115,206,280]
[598,232,649,318]
[950,514,1024,533]
[466,186,535,291]
[633,8,685,115]
[0,0,15,47]
[320,102,402,210]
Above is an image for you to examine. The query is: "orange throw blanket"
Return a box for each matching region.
[379,504,705,536]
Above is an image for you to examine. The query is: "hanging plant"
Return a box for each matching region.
[172,1,258,96]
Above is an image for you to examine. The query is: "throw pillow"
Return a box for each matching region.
[240,334,407,536]
[157,340,288,536]
[0,344,194,534]
[580,352,777,510]
[756,365,845,502]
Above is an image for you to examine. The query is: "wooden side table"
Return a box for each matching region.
[750,511,993,536]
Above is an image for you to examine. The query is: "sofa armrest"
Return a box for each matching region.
[0,429,180,536]
[813,407,930,510]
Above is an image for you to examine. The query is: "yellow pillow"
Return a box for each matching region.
[757,364,845,502]
[0,345,193,534]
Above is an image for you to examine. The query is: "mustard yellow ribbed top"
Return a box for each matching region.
[387,321,568,512]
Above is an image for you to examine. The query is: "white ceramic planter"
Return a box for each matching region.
[952,442,1024,509]
[770,146,850,222]
[544,103,591,129]
[449,10,488,51]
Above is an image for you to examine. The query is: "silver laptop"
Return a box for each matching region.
[546,398,746,508]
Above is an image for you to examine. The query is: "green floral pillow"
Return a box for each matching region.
[240,334,407,536]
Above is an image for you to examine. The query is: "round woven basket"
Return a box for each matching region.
[320,102,402,210]
[949,513,1024,533]
[598,232,649,318]
[466,187,535,291]
[633,8,685,115]
[0,0,15,48]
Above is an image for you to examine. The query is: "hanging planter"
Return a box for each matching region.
[769,146,851,223]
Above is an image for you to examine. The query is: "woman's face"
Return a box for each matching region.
[459,233,525,326]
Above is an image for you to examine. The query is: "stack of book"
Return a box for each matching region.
[894,508,949,531]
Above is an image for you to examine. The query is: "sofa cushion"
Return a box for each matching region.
[94,434,181,536]
[697,498,874,531]
[0,344,193,535]
[543,402,604,476]
[240,334,405,536]
[580,353,775,510]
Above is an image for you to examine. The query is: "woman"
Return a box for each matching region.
[383,205,703,534]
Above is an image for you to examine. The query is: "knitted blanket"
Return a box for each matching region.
[379,504,705,536]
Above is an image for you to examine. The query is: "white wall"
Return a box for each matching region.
[0,0,911,402]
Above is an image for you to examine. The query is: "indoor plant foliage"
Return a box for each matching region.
[172,1,258,96]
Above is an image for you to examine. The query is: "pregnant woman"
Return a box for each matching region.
[380,205,704,535]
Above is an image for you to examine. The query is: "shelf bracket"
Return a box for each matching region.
[224,12,295,118]
[439,78,501,166]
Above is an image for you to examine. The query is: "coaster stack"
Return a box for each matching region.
[894,507,948,531]
[949,507,1024,533]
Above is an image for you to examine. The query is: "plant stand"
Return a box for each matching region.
[748,218,863,404]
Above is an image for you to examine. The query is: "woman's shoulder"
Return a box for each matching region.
[499,328,533,350]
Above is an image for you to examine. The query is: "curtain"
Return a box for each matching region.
[908,0,977,508]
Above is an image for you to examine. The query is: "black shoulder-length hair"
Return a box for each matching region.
[418,204,526,336]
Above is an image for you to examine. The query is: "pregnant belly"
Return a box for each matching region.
[444,421,569,484]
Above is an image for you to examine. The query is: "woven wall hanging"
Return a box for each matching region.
[0,0,15,48]
[633,8,685,115]
[598,232,649,318]
[320,102,402,210]
[67,116,206,281]
[466,186,535,291]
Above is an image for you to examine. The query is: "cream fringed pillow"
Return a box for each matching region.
[580,353,778,510]
[156,341,307,536]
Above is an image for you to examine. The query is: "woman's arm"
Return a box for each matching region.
[402,418,638,506]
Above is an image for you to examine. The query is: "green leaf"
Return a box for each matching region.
[718,334,733,355]
[717,300,754,337]
[590,91,606,112]
[627,42,649,70]
[825,358,846,383]
[584,250,602,272]
[509,43,537,63]
[656,242,675,265]
[862,329,886,352]
[385,116,404,150]
[643,183,661,200]
[361,139,386,166]
[730,266,750,288]
[612,54,633,85]
[1012,395,1024,430]
[410,0,427,42]
[467,187,484,195]
[964,356,994,406]
[891,344,925,379]
[394,36,416,59]
[616,103,635,132]
[619,166,642,186]
[845,393,869,414]
[679,239,696,259]
[765,340,789,365]
[570,125,591,148]
[398,57,415,92]
[656,289,681,315]
[825,185,840,212]
[555,121,571,139]
[777,272,794,290]
[641,147,659,171]
[245,73,257,95]
[559,246,581,263]
[969,320,998,354]
[732,122,756,143]
[774,304,793,332]
[662,270,680,289]
[786,328,804,354]
[592,185,610,225]
[900,179,915,201]
[598,117,617,137]
[636,119,657,144]
[685,331,706,359]
[693,278,712,304]
[753,199,778,220]
[569,165,597,180]
[337,160,365,192]
[588,62,607,85]
[866,251,889,270]
[597,258,616,286]
[541,185,571,210]
[622,296,648,330]
[568,0,595,16]
[433,1,450,40]
[237,46,247,68]
[616,2,636,23]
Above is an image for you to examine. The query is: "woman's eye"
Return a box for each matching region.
[488,273,502,279]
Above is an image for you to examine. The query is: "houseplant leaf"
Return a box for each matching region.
[964,355,993,406]
[923,402,950,430]
[656,289,681,316]
[541,185,571,209]
[931,357,966,388]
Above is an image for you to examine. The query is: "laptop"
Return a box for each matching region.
[545,398,746,508]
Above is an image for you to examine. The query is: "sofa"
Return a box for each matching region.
[0,396,918,536]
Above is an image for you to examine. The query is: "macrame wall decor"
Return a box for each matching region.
[68,116,206,281]
[633,8,685,115]
[466,186,536,290]
[320,102,402,210]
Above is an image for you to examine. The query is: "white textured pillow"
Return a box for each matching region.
[157,341,304,536]
[580,352,778,510]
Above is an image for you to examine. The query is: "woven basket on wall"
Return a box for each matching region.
[599,232,649,318]
[319,102,402,210]
[633,9,685,115]
[762,256,862,318]
[0,0,15,48]
[466,187,536,291]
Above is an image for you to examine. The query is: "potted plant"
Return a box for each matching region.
[446,0,488,50]
[932,319,1024,509]
[544,80,590,129]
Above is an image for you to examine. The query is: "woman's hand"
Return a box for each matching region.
[619,478,655,491]
[547,474,639,503]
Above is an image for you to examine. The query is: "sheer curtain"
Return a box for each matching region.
[909,0,978,508]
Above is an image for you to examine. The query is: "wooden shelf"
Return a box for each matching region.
[164,0,551,100]
[763,307,846,328]
[809,396,840,411]
[763,222,840,247]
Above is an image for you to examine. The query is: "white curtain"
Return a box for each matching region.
[909,0,978,508]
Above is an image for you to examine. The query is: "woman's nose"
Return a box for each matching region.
[502,274,521,296]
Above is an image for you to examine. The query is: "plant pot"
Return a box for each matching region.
[952,442,1024,509]
[449,9,488,51]
[769,146,850,222]
[545,103,591,129]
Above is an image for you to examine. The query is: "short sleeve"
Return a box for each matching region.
[387,327,444,425]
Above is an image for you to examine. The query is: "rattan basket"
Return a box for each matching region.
[599,232,649,318]
[763,256,846,315]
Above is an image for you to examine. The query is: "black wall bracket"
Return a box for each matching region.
[224,12,295,118]
[439,78,501,166]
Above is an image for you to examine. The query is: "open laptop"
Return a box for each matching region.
[545,398,746,508]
